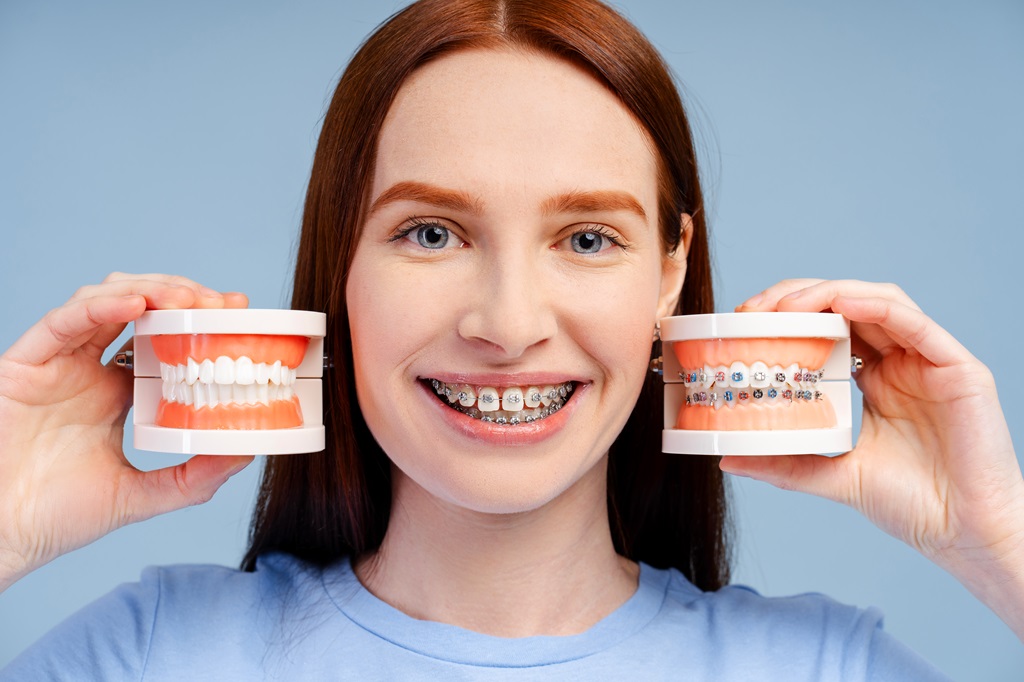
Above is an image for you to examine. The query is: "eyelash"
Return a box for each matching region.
[386,216,453,244]
[386,217,629,252]
[570,224,628,251]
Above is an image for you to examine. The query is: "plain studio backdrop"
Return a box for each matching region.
[1,1,1021,678]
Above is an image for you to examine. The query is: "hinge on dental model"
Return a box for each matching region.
[115,350,134,370]
[323,354,334,371]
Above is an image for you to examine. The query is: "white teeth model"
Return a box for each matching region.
[235,357,254,385]
[769,365,785,388]
[160,356,300,407]
[214,356,234,385]
[714,365,729,387]
[199,359,214,385]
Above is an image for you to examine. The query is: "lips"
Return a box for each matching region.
[150,333,310,430]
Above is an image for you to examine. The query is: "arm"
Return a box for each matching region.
[0,272,254,593]
[725,279,1024,640]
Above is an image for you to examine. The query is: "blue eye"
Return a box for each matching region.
[570,231,609,254]
[413,224,449,249]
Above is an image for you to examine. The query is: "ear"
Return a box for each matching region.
[655,213,693,321]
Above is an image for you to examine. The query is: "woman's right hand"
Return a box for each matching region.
[0,273,254,592]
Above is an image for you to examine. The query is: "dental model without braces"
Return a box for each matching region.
[659,313,853,456]
[427,379,575,425]
[132,309,327,455]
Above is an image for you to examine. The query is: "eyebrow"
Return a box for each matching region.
[368,181,484,217]
[540,189,647,222]
[368,181,647,222]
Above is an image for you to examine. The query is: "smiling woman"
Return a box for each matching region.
[1,0,1022,679]
[247,0,726,596]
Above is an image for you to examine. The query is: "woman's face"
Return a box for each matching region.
[347,48,684,514]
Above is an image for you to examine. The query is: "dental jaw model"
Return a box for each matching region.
[660,313,853,456]
[132,309,327,455]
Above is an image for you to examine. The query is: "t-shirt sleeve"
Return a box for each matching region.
[848,605,951,681]
[0,567,162,681]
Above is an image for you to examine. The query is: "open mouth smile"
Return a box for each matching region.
[421,378,577,426]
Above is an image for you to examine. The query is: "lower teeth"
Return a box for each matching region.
[429,380,575,426]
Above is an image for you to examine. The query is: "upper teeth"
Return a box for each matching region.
[431,380,574,412]
[680,362,822,390]
[159,357,298,407]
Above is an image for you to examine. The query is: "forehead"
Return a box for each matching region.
[372,48,659,210]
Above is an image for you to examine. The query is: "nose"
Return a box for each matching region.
[457,248,557,359]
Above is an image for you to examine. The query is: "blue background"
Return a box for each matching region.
[1,1,1021,677]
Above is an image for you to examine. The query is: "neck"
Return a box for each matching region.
[354,456,639,637]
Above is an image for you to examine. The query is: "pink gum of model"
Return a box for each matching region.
[672,337,838,431]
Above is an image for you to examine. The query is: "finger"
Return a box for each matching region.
[775,280,922,314]
[121,455,255,523]
[831,296,974,367]
[101,274,247,311]
[5,294,148,366]
[222,292,249,309]
[735,278,825,311]
[72,279,229,310]
[100,271,222,295]
[720,454,854,506]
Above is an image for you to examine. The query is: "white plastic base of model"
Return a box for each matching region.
[661,426,852,457]
[133,377,325,455]
[659,312,853,456]
[134,424,325,456]
[132,309,328,456]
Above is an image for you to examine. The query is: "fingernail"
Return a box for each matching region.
[781,290,803,301]
[742,293,764,307]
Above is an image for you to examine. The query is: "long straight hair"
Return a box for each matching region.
[243,0,729,591]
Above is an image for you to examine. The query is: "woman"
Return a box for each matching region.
[1,0,1021,678]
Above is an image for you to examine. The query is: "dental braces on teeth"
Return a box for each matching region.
[680,362,826,409]
[429,379,575,424]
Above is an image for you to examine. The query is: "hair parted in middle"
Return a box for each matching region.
[244,0,730,591]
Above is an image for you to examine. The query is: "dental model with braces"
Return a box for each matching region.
[659,312,853,456]
[680,364,827,408]
[427,379,575,425]
[132,309,327,455]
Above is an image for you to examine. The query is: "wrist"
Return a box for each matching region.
[0,546,27,594]
[936,510,1024,641]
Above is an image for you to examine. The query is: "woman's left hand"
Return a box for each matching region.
[726,279,1024,639]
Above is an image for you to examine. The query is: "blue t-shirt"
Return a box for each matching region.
[2,552,947,680]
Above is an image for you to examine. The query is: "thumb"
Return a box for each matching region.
[122,455,255,523]
[719,454,854,506]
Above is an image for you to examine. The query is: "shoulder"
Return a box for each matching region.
[635,566,949,681]
[1,553,329,681]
